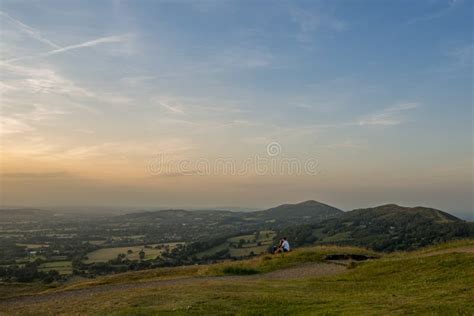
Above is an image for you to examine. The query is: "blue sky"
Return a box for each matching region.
[0,0,472,217]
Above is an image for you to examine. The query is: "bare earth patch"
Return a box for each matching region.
[255,263,347,280]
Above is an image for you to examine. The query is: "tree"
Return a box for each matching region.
[139,250,146,261]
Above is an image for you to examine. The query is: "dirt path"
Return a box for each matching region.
[0,263,346,308]
[254,262,347,280]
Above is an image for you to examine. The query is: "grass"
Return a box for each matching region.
[84,243,183,263]
[38,261,72,275]
[1,240,473,315]
[221,266,259,275]
[207,245,379,276]
[197,230,276,258]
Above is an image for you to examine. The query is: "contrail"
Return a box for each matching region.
[3,34,131,63]
[0,11,61,48]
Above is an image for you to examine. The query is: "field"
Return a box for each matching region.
[198,230,276,258]
[84,243,183,263]
[38,261,72,275]
[1,239,472,315]
[16,243,49,249]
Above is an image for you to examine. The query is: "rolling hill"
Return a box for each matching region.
[114,200,344,239]
[253,200,343,226]
[121,200,343,226]
[281,204,474,252]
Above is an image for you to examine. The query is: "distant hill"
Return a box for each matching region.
[347,204,462,223]
[112,201,343,245]
[281,204,474,252]
[119,200,343,230]
[0,208,56,221]
[253,200,343,227]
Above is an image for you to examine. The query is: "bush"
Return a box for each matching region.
[222,266,259,275]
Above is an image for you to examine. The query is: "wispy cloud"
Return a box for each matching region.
[46,35,130,55]
[0,116,35,135]
[0,62,94,97]
[0,103,66,136]
[323,139,368,150]
[358,102,420,126]
[447,43,473,68]
[0,11,60,48]
[289,6,346,44]
[120,75,156,87]
[4,34,131,63]
[217,48,273,69]
[152,97,186,114]
[406,0,463,25]
[1,62,133,109]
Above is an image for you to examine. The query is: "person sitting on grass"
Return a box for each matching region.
[274,237,290,254]
[272,238,283,253]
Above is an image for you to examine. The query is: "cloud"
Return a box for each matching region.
[358,102,420,126]
[447,43,473,69]
[4,34,131,63]
[120,75,155,87]
[46,35,130,55]
[0,11,60,48]
[290,6,346,44]
[0,82,18,93]
[153,97,186,114]
[0,62,94,97]
[406,0,462,25]
[28,103,67,121]
[358,113,402,127]
[0,116,35,135]
[324,139,368,150]
[1,62,132,109]
[0,103,66,137]
[217,49,273,69]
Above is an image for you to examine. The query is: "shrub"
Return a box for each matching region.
[222,266,259,275]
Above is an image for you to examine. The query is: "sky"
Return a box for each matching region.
[0,0,472,217]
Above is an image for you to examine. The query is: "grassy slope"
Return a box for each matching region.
[1,240,473,315]
[197,230,276,258]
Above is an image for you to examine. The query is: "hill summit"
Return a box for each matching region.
[350,204,462,223]
[258,200,343,218]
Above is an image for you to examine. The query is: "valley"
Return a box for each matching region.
[1,201,473,284]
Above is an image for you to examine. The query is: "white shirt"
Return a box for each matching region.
[282,240,290,251]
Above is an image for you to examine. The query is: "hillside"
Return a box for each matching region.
[1,240,472,315]
[348,204,462,223]
[281,204,474,252]
[121,200,343,226]
[253,200,343,226]
[112,200,343,242]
